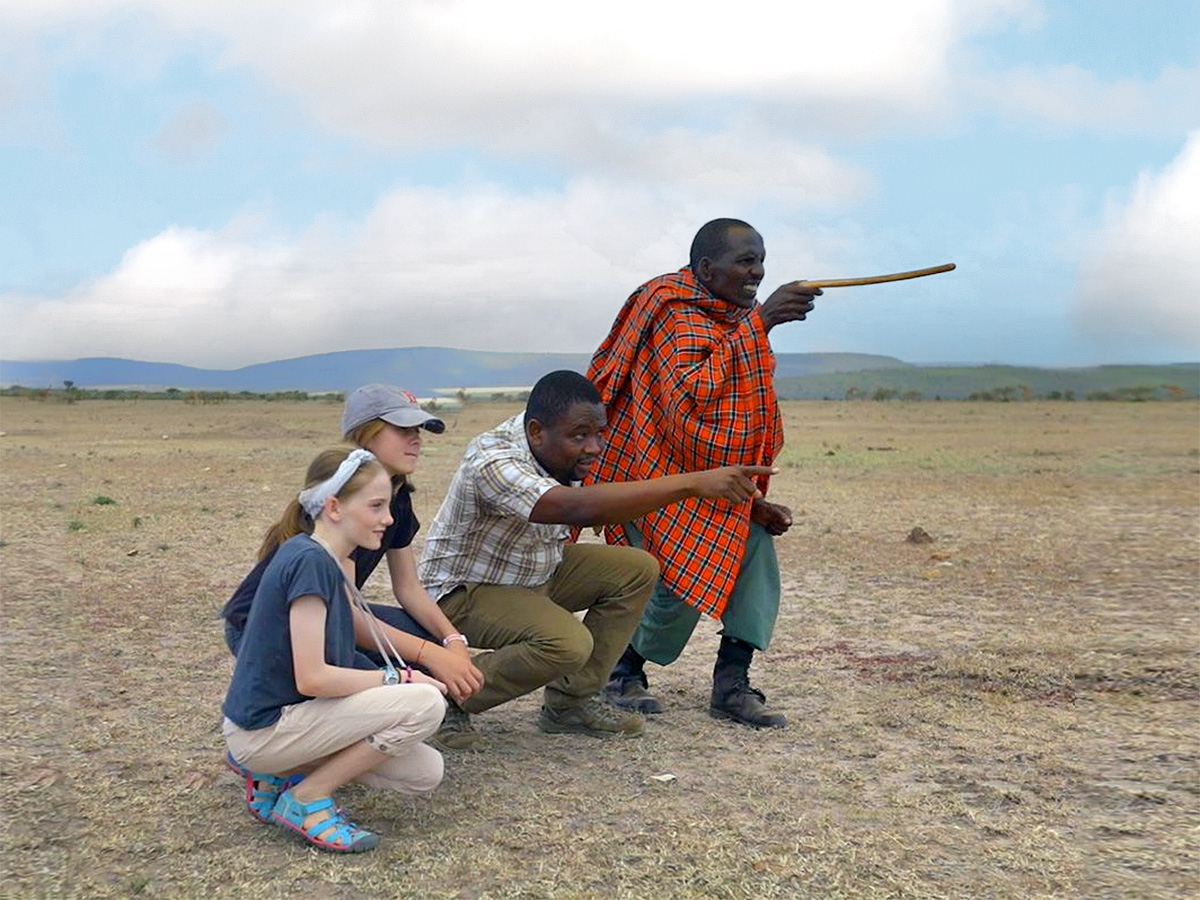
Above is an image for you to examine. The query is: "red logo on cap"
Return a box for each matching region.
[401,390,418,404]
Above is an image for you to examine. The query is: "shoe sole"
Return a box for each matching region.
[708,707,787,729]
[429,733,484,751]
[537,722,643,738]
[604,693,664,715]
[272,814,380,853]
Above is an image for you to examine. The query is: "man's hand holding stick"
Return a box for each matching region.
[758,263,956,331]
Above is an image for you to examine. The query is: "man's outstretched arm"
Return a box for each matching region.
[529,465,776,527]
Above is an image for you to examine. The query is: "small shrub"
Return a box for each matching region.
[67,520,85,532]
[92,495,117,506]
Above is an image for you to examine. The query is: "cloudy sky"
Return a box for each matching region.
[2,0,1198,369]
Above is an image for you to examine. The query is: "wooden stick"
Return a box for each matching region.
[805,263,955,289]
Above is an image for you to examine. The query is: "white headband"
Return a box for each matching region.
[297,449,378,518]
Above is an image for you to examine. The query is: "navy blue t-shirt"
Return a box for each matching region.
[221,486,419,631]
[222,535,375,730]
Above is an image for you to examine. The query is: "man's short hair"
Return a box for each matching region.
[526,370,601,426]
[690,218,754,271]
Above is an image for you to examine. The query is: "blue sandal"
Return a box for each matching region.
[225,751,302,824]
[271,789,379,853]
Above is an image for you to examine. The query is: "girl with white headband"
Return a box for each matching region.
[221,384,485,743]
[223,447,447,853]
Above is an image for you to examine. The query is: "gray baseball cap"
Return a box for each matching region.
[341,384,446,436]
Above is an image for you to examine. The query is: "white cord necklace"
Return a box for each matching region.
[310,534,413,683]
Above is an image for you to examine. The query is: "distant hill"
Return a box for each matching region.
[0,348,909,394]
[3,350,1195,400]
[776,363,1200,400]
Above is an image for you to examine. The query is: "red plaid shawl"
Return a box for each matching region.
[586,267,784,618]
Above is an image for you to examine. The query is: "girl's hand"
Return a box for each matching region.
[408,670,448,694]
[425,645,485,705]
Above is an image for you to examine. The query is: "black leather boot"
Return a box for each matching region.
[605,645,663,715]
[709,638,786,729]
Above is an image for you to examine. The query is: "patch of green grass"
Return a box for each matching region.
[67,520,85,532]
[92,495,117,506]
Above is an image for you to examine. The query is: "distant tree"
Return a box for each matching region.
[1116,385,1156,402]
[844,386,863,401]
[871,387,898,401]
[63,380,75,391]
[1018,384,1033,402]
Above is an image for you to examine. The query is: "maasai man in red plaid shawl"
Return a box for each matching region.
[587,219,821,729]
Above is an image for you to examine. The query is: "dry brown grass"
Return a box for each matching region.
[1,397,1197,899]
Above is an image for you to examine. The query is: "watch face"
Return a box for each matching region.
[384,669,400,685]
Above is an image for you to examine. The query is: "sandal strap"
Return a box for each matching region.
[273,789,335,823]
[304,813,366,847]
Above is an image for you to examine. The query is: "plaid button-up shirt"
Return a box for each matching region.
[419,413,570,601]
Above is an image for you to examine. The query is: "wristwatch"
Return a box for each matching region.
[382,667,401,685]
[443,633,469,648]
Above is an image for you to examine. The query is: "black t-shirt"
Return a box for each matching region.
[221,486,419,630]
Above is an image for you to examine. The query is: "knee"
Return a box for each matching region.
[410,684,449,737]
[630,548,660,587]
[410,746,445,794]
[535,623,594,675]
[614,547,660,595]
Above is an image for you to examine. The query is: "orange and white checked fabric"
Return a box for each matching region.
[586,266,783,618]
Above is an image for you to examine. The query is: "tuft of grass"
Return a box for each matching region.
[92,495,117,506]
[67,519,85,532]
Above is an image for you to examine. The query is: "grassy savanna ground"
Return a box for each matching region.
[1,397,1197,899]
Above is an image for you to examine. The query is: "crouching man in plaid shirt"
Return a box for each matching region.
[418,370,775,745]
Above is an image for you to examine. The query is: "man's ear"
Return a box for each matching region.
[525,417,544,450]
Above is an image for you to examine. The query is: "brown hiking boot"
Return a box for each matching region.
[538,696,644,737]
[710,664,787,729]
[429,702,483,750]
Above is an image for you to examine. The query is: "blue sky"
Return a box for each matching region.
[2,0,1197,369]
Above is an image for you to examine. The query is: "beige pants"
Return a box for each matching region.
[438,543,658,714]
[224,683,445,795]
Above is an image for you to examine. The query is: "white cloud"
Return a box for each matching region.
[1072,131,1200,354]
[975,63,1200,133]
[1,1,1018,149]
[0,180,850,367]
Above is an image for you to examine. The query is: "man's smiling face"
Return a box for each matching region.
[696,226,766,309]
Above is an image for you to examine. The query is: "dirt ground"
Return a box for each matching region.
[1,397,1197,899]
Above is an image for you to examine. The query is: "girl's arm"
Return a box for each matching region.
[291,596,445,697]
[350,596,482,705]
[385,547,466,643]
